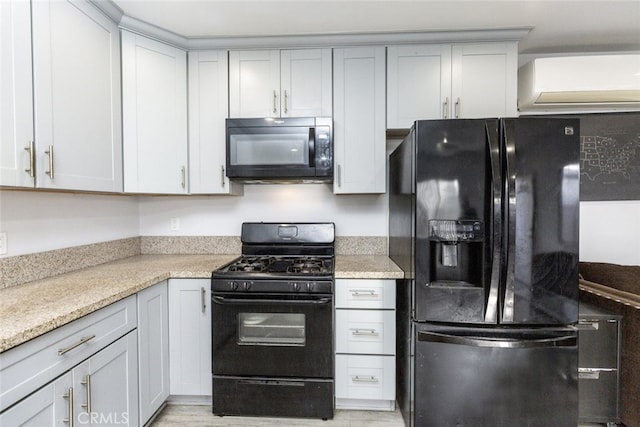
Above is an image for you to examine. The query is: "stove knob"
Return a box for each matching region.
[292,282,300,292]
[229,281,239,291]
[243,281,251,291]
[306,282,313,291]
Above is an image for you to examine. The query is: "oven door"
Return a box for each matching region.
[211,293,333,379]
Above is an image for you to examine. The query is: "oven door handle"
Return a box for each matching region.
[212,295,332,305]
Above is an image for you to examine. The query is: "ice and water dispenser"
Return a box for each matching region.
[429,219,484,285]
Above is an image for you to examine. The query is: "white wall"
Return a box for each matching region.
[0,191,139,257]
[580,200,640,266]
[138,184,388,237]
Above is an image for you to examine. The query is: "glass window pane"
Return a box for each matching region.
[230,133,308,165]
[238,312,306,346]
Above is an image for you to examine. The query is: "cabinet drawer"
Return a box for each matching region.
[335,354,395,400]
[0,296,137,411]
[578,368,619,422]
[578,318,619,368]
[335,309,395,355]
[335,279,395,309]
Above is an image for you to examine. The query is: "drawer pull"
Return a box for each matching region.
[351,375,379,383]
[58,335,96,356]
[577,321,599,330]
[578,367,616,380]
[350,290,379,298]
[62,387,74,427]
[351,329,379,337]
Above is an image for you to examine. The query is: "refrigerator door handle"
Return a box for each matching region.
[501,119,518,323]
[417,330,577,349]
[484,119,502,324]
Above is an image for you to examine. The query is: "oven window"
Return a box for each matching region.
[229,133,309,166]
[238,313,306,346]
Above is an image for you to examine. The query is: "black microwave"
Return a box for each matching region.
[226,117,333,183]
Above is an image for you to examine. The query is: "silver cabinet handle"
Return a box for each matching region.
[62,387,74,427]
[577,321,599,330]
[454,97,460,118]
[351,375,379,383]
[201,287,206,313]
[45,145,54,180]
[350,290,379,298]
[351,329,379,337]
[221,165,225,188]
[284,90,288,114]
[24,141,35,177]
[336,164,342,188]
[58,335,96,356]
[181,166,186,189]
[442,97,449,119]
[273,90,277,114]
[81,374,92,415]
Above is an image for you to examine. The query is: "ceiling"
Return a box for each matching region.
[112,0,640,54]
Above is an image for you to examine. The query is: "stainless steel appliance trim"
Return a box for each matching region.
[418,330,577,349]
[502,120,517,323]
[484,119,501,324]
[212,295,332,306]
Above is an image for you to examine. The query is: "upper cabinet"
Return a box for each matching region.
[333,46,386,194]
[387,42,518,128]
[188,50,241,195]
[1,0,122,192]
[229,49,332,118]
[122,31,188,194]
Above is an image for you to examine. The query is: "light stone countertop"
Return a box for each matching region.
[0,254,403,353]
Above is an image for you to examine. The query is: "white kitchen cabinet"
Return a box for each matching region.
[0,332,139,427]
[229,49,332,118]
[1,0,122,192]
[168,279,212,399]
[122,30,188,194]
[0,372,72,427]
[137,281,170,424]
[188,50,241,195]
[334,279,396,411]
[333,46,386,194]
[387,42,518,128]
[1,0,34,188]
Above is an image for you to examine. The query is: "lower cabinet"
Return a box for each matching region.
[334,279,396,411]
[0,331,139,426]
[168,278,212,400]
[137,281,170,424]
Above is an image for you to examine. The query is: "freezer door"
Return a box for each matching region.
[414,324,578,427]
[414,119,501,324]
[501,118,580,325]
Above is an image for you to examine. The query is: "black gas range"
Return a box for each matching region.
[211,222,335,420]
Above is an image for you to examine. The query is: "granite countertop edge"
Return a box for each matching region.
[0,254,403,353]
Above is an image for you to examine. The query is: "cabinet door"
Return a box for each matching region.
[0,0,34,188]
[168,279,212,396]
[31,0,122,192]
[0,372,73,427]
[387,45,452,128]
[333,46,386,194]
[122,31,188,194]
[74,331,139,426]
[188,50,241,195]
[451,43,518,118]
[229,50,280,118]
[280,49,332,117]
[137,282,169,425]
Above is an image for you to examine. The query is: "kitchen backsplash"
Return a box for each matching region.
[0,236,387,289]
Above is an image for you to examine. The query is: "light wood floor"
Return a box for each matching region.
[150,404,406,427]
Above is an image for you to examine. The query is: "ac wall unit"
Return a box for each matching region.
[518,54,640,110]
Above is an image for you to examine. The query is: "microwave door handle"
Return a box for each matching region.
[308,127,316,167]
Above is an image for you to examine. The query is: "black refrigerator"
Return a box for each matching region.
[390,118,580,427]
